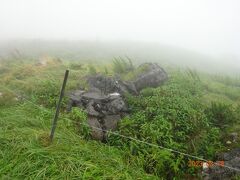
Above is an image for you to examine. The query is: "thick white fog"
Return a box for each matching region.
[0,0,240,57]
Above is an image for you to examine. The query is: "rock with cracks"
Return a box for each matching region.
[68,91,128,141]
[133,63,168,92]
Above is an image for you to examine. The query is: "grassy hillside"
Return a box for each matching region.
[0,58,240,179]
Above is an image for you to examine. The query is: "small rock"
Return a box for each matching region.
[103,115,121,131]
[106,98,127,114]
[86,100,101,117]
[226,141,232,145]
[87,116,104,141]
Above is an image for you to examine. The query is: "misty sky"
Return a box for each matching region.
[0,0,240,56]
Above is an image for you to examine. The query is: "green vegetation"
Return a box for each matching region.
[0,58,240,179]
[112,57,134,74]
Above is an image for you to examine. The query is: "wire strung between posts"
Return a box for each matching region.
[1,82,240,173]
[69,119,240,173]
[1,83,240,173]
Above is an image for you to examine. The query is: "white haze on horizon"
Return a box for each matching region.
[0,0,240,58]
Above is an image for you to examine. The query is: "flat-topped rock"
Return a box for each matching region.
[82,92,108,101]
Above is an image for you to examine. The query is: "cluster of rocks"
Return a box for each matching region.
[86,63,168,95]
[203,147,240,179]
[68,63,168,141]
[68,90,128,141]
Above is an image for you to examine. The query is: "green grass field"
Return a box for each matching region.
[0,58,240,179]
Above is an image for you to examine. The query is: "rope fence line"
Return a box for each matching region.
[1,83,240,173]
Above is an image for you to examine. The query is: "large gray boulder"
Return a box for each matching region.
[87,75,138,95]
[133,63,168,91]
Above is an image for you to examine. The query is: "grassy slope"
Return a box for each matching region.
[0,58,240,179]
[0,60,158,179]
[0,103,156,179]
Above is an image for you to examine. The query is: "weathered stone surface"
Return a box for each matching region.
[86,100,101,117]
[68,91,128,116]
[87,116,104,141]
[87,74,138,95]
[106,98,127,114]
[87,75,120,94]
[133,63,168,92]
[103,115,121,131]
[67,90,85,111]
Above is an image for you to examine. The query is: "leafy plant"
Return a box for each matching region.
[0,90,17,107]
[205,102,238,129]
[69,108,91,139]
[33,79,64,108]
[108,71,224,177]
[88,64,97,75]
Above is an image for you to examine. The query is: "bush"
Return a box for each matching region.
[112,57,134,74]
[69,108,91,139]
[0,66,10,75]
[88,64,97,75]
[140,88,155,97]
[0,90,16,107]
[205,102,238,128]
[108,73,223,178]
[33,79,64,108]
[12,65,37,80]
[69,63,83,70]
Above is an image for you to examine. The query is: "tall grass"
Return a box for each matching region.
[112,56,134,74]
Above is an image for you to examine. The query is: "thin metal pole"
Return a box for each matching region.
[50,70,69,142]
